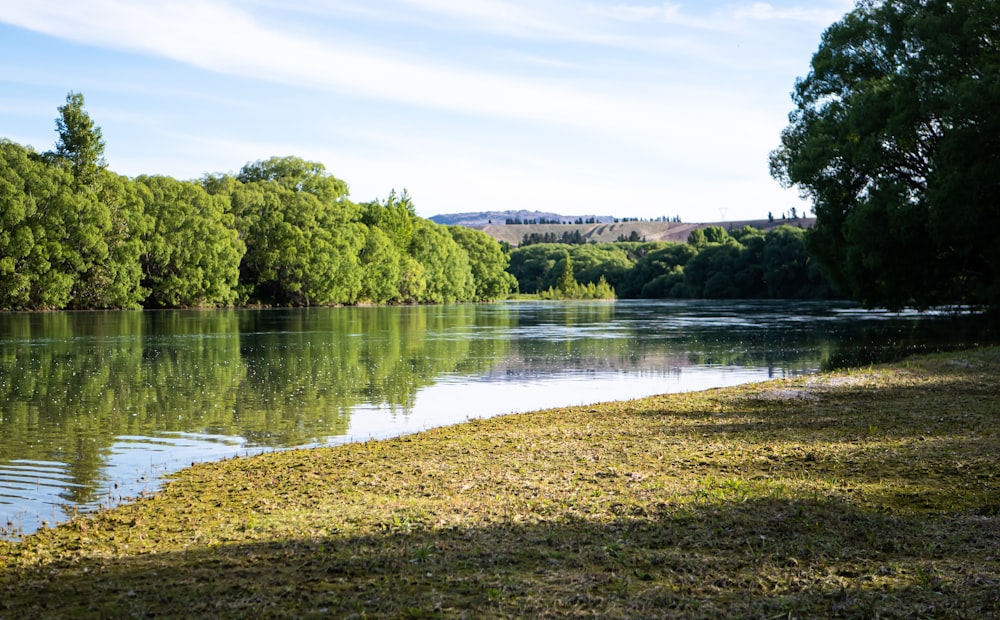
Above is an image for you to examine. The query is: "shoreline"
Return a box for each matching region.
[2,347,998,617]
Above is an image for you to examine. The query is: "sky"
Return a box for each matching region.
[0,0,856,222]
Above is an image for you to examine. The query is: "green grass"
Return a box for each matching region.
[2,348,998,618]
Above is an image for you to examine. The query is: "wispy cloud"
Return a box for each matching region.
[0,0,831,219]
[0,1,706,140]
[732,2,855,26]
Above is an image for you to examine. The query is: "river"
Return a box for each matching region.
[0,300,992,537]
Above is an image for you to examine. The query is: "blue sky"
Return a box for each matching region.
[0,1,854,222]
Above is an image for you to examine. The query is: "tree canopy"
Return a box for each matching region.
[0,94,518,310]
[770,0,1000,309]
[507,226,834,301]
[52,92,107,190]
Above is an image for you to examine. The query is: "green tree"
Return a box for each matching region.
[621,242,696,298]
[0,140,76,308]
[361,189,416,251]
[237,156,356,222]
[761,225,828,299]
[554,251,578,296]
[358,225,404,303]
[137,176,244,307]
[70,171,148,309]
[569,244,633,291]
[507,244,574,294]
[231,163,364,305]
[0,139,134,309]
[408,219,475,303]
[680,241,743,299]
[448,226,517,301]
[51,92,107,190]
[686,228,707,248]
[770,0,1000,309]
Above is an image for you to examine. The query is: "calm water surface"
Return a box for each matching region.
[0,300,992,537]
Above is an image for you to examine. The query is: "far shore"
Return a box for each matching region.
[2,347,998,618]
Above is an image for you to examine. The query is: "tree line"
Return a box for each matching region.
[0,93,517,310]
[771,0,999,310]
[508,225,835,300]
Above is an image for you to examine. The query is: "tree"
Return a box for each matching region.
[770,0,1000,309]
[0,139,142,310]
[137,176,244,307]
[408,219,475,303]
[448,226,517,301]
[0,140,76,308]
[52,92,107,190]
[230,165,363,305]
[357,225,404,303]
[507,244,573,294]
[569,244,632,290]
[71,171,147,309]
[361,189,415,251]
[620,242,696,298]
[681,242,743,299]
[554,251,578,296]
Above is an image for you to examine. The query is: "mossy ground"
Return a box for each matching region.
[2,349,998,618]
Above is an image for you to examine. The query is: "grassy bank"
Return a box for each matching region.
[2,349,998,618]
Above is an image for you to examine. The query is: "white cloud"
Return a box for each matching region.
[0,2,631,126]
[732,2,855,26]
[0,0,837,220]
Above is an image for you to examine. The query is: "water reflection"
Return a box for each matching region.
[0,300,993,537]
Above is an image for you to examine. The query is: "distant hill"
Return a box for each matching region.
[429,211,814,246]
[430,211,615,227]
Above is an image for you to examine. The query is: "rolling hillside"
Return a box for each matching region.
[472,218,814,246]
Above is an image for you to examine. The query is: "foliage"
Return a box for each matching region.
[770,0,1000,309]
[136,176,244,307]
[538,251,616,300]
[448,226,518,301]
[0,94,520,310]
[357,225,405,303]
[0,140,77,309]
[360,189,415,251]
[508,226,834,300]
[506,244,571,294]
[408,219,475,303]
[51,92,106,190]
[229,159,365,305]
[520,229,586,246]
[0,140,146,309]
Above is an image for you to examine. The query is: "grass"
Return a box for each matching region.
[1,348,998,618]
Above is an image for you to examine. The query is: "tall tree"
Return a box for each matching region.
[52,92,107,190]
[770,0,1000,309]
[230,174,363,305]
[448,226,517,301]
[408,219,475,303]
[361,189,416,251]
[137,176,244,307]
[0,140,77,308]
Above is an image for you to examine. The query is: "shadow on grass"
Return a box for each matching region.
[3,496,998,619]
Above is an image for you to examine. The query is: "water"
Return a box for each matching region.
[0,300,993,537]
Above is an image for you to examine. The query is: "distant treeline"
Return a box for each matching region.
[509,225,836,300]
[0,94,516,310]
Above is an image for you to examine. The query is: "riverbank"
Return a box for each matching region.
[2,348,998,618]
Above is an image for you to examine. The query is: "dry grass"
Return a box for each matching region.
[1,348,998,618]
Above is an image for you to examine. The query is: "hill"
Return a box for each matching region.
[473,218,815,246]
[430,211,614,227]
